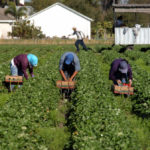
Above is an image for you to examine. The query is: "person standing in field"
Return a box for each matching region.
[68,27,88,52]
[59,52,80,81]
[109,58,132,85]
[10,53,38,81]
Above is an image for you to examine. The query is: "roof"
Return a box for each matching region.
[113,4,150,13]
[0,8,15,21]
[27,2,93,21]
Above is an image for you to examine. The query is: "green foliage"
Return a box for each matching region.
[4,2,27,20]
[37,127,70,150]
[0,44,150,150]
[0,93,10,106]
[9,20,45,39]
[68,51,140,150]
[92,21,113,39]
[30,0,63,12]
[0,45,70,150]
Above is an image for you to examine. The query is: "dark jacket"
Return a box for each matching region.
[109,58,132,82]
[14,54,33,79]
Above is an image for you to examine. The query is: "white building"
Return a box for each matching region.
[28,2,93,39]
[0,8,15,39]
[115,26,150,45]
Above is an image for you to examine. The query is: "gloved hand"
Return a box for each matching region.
[117,80,122,85]
[129,79,132,85]
[31,74,35,78]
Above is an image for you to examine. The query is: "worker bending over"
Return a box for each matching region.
[59,52,80,81]
[10,54,38,79]
[109,58,132,85]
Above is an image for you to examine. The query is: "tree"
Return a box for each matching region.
[4,2,27,20]
[101,0,113,11]
[0,0,19,7]
[29,0,64,12]
[8,20,45,39]
[64,0,102,22]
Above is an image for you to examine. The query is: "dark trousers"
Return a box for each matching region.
[75,40,87,51]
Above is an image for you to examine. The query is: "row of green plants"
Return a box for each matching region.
[93,45,150,117]
[0,44,150,149]
[67,51,140,149]
[0,46,71,150]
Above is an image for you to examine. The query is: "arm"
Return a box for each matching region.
[74,54,80,71]
[109,65,118,82]
[69,71,78,81]
[22,65,28,80]
[68,31,75,37]
[128,65,132,80]
[59,53,67,80]
[69,54,80,81]
[60,70,67,81]
[59,53,66,70]
[128,65,133,85]
[29,65,34,77]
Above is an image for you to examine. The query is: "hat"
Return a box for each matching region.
[65,54,74,65]
[27,54,38,67]
[119,61,128,73]
[72,27,76,31]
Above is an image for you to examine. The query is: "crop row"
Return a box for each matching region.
[99,47,150,117]
[68,51,140,150]
[0,47,70,150]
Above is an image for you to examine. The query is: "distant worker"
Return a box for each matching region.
[59,52,80,81]
[10,54,38,80]
[109,58,132,85]
[116,16,125,27]
[68,27,88,52]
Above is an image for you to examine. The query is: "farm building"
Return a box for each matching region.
[27,2,93,39]
[113,0,150,45]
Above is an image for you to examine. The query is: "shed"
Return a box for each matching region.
[27,2,93,39]
[113,0,150,45]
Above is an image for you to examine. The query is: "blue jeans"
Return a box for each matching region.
[75,40,87,51]
[10,63,23,90]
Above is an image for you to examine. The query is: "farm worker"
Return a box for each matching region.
[109,58,132,85]
[59,52,80,81]
[10,54,38,79]
[68,27,88,52]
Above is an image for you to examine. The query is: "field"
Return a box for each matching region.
[0,44,150,150]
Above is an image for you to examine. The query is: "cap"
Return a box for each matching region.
[27,54,38,67]
[119,61,128,73]
[72,27,76,30]
[65,54,74,65]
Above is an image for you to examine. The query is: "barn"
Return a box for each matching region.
[27,2,93,39]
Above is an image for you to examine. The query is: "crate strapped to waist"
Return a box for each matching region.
[5,75,23,84]
[114,84,134,95]
[56,80,76,89]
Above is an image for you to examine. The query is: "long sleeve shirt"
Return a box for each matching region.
[109,58,132,81]
[59,52,80,71]
[14,54,33,79]
[71,31,85,40]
